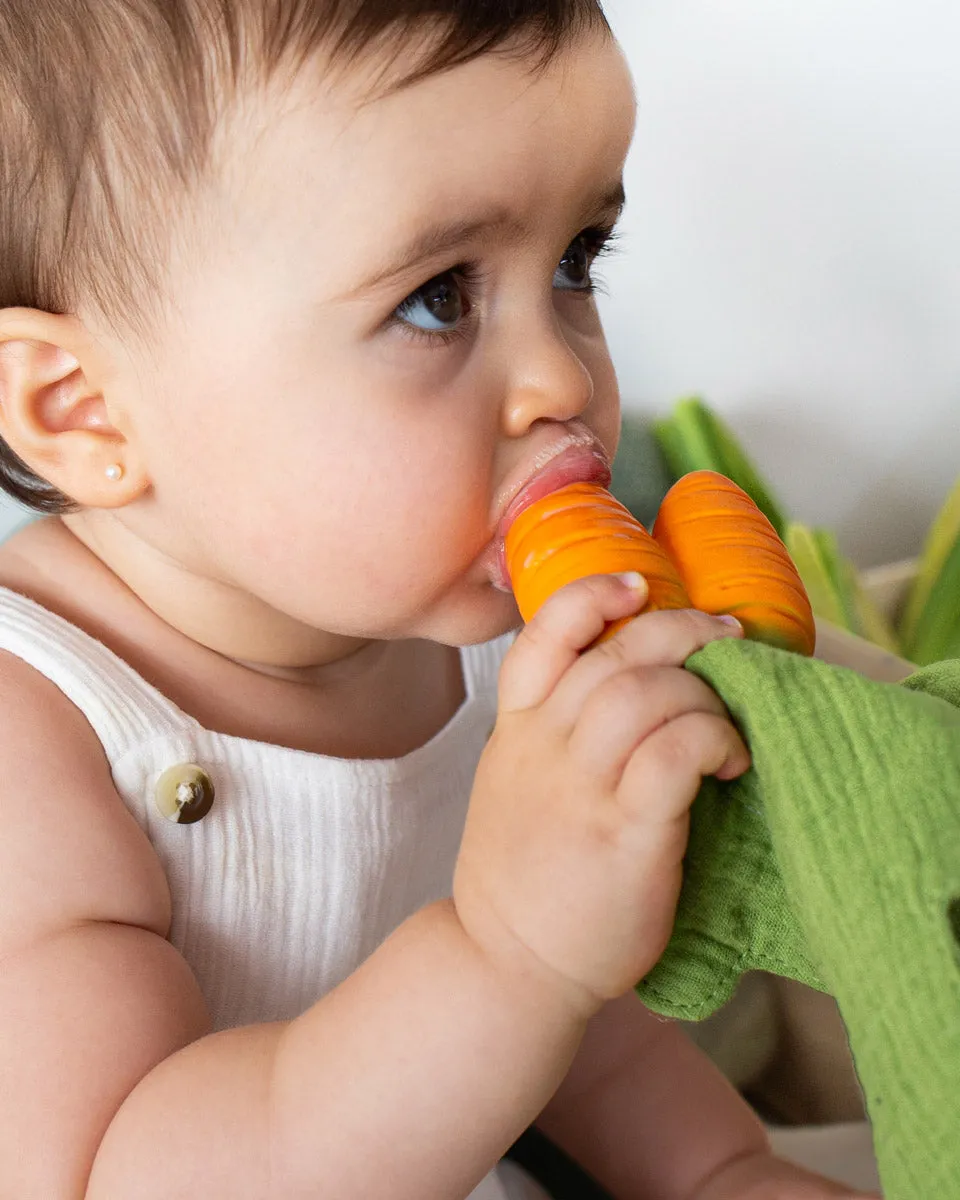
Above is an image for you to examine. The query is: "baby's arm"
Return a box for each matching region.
[0,651,207,1196]
[537,991,876,1198]
[0,577,747,1199]
[0,653,579,1199]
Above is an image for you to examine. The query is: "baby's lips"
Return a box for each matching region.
[493,442,611,593]
[496,442,612,542]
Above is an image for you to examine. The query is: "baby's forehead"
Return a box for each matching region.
[217,29,629,208]
[165,29,633,313]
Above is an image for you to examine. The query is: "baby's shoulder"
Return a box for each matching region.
[0,649,195,1198]
[0,607,172,957]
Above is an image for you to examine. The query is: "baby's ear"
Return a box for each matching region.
[0,308,147,508]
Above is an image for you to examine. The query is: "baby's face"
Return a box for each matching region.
[114,27,636,648]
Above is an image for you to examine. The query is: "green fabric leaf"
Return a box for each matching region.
[637,639,960,1199]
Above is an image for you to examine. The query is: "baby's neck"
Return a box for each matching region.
[61,509,369,676]
[0,516,466,758]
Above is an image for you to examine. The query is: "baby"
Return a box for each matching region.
[0,2,874,1197]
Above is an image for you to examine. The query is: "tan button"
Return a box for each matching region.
[154,763,215,824]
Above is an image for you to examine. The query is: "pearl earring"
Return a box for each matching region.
[105,464,124,482]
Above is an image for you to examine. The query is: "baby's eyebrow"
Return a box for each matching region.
[347,180,626,297]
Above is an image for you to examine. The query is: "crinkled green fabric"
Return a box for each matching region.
[636,639,960,1200]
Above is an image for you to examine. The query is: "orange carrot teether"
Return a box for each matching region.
[654,470,815,656]
[504,470,815,655]
[505,483,690,643]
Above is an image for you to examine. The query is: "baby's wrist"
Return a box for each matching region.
[448,888,603,1028]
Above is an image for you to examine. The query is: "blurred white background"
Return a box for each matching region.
[597,0,960,565]
[2,0,958,564]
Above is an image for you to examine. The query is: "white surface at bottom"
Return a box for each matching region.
[769,1121,881,1193]
[466,1163,550,1200]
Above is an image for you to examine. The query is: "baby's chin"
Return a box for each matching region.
[410,584,522,648]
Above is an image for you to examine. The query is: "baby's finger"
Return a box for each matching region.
[567,667,738,786]
[617,710,751,827]
[498,573,648,714]
[547,608,742,736]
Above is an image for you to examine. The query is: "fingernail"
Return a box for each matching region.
[717,614,742,630]
[613,571,644,590]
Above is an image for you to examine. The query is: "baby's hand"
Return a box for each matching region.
[692,1150,880,1199]
[453,573,750,1020]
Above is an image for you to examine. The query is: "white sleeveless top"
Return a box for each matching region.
[0,587,546,1200]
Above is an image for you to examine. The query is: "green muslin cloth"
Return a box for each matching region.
[636,639,960,1200]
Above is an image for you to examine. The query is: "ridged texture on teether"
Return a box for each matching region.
[505,483,689,642]
[505,471,815,655]
[654,471,815,656]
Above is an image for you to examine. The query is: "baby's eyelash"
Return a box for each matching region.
[573,223,623,298]
[398,319,473,348]
[580,223,623,258]
[447,262,485,293]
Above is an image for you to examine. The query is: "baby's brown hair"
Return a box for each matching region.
[0,0,609,512]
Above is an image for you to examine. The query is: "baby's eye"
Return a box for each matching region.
[554,237,591,290]
[393,270,471,333]
[554,226,619,293]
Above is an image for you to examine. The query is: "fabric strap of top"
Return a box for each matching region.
[0,586,195,761]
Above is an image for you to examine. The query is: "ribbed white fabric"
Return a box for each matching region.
[0,586,546,1200]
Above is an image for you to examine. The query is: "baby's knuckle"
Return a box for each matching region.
[593,634,631,668]
[555,573,605,603]
[646,714,705,774]
[595,665,652,710]
[514,613,552,654]
[646,734,686,778]
[578,800,624,850]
